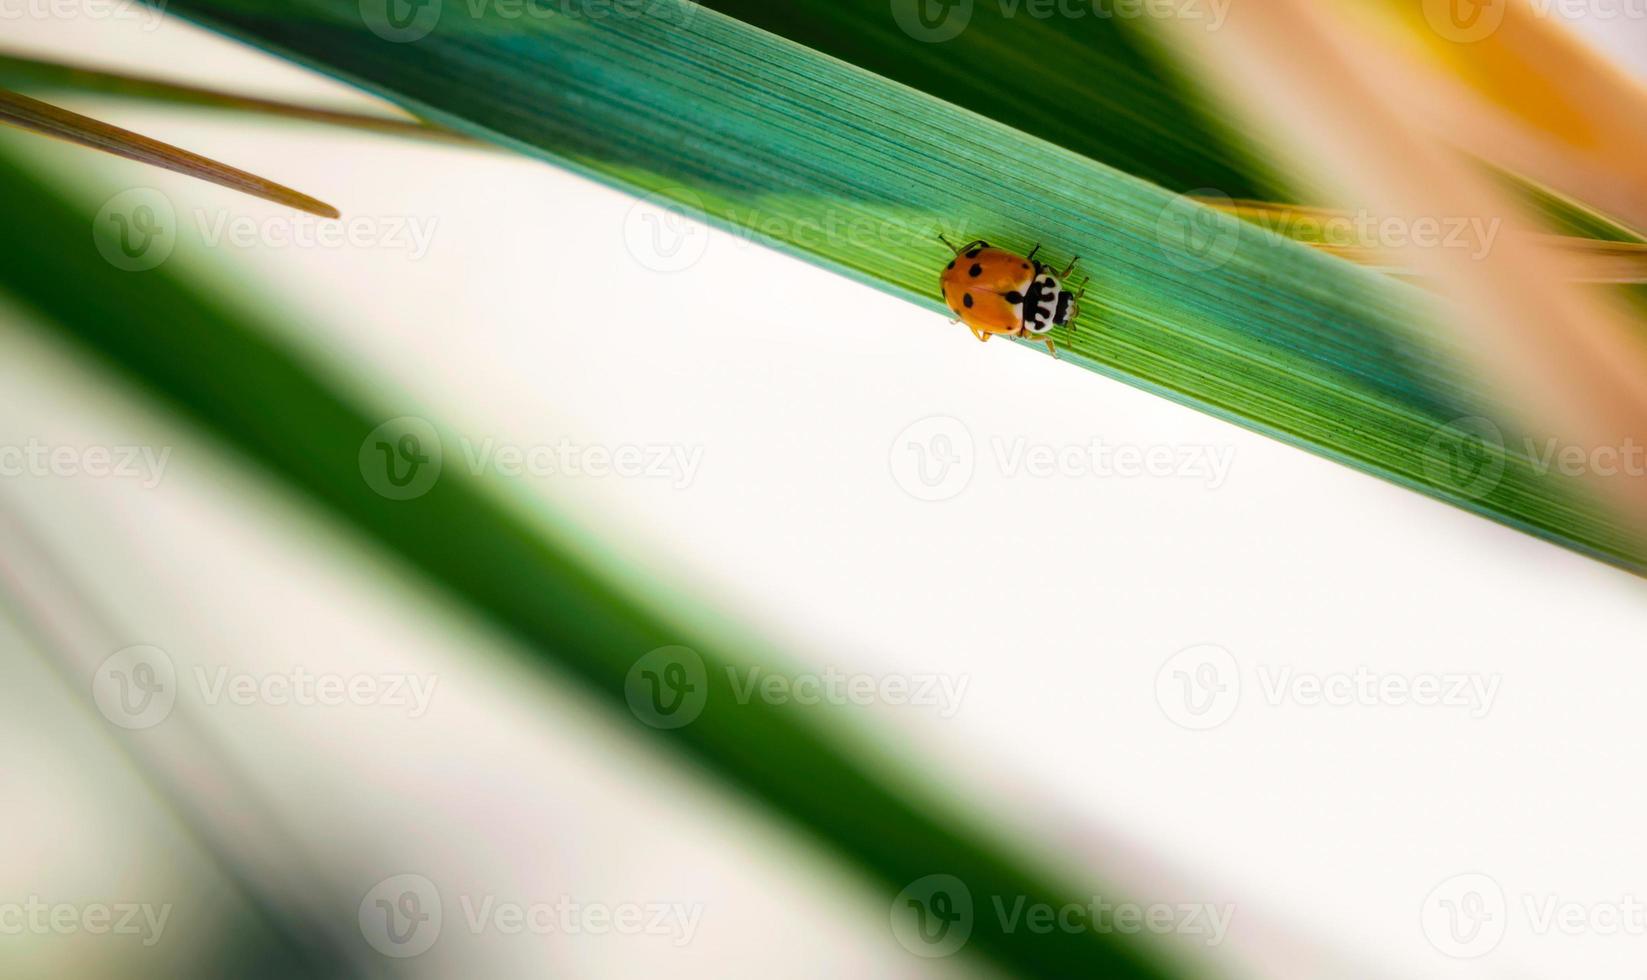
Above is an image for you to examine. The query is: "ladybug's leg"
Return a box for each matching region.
[1060,256,1082,278]
[967,323,989,342]
[1017,327,1057,359]
[1067,280,1088,334]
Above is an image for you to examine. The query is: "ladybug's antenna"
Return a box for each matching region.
[937,234,959,253]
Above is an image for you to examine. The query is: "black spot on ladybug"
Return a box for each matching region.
[962,293,974,308]
[1022,263,1030,270]
[966,247,983,259]
[968,264,982,277]
[946,260,955,270]
[1005,291,1023,304]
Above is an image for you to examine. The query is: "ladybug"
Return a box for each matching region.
[938,237,1085,357]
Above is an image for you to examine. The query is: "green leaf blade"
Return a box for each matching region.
[155,0,1647,568]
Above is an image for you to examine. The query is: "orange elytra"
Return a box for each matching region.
[938,237,1085,357]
